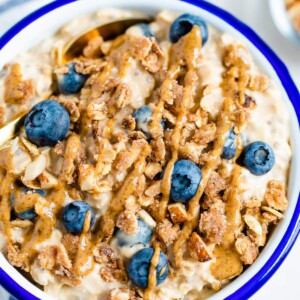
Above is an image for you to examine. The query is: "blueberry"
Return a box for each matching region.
[116,218,152,247]
[133,106,165,139]
[57,63,87,94]
[221,129,237,160]
[62,201,95,234]
[127,248,168,288]
[138,23,155,38]
[13,188,45,220]
[25,100,70,147]
[169,14,208,45]
[170,160,202,204]
[241,141,275,175]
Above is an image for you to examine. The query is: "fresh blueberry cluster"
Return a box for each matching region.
[57,63,87,94]
[12,188,45,220]
[127,248,169,288]
[62,201,95,235]
[170,160,202,204]
[133,105,165,139]
[25,100,70,147]
[169,13,208,45]
[116,218,152,247]
[241,141,275,175]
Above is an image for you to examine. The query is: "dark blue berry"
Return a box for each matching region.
[25,100,70,147]
[57,63,87,94]
[133,106,165,139]
[62,201,95,234]
[170,160,202,204]
[127,248,168,288]
[242,141,275,175]
[116,218,152,247]
[221,129,237,160]
[138,23,155,38]
[169,14,208,45]
[13,188,45,220]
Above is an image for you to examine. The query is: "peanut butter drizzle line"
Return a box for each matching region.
[73,210,95,276]
[0,173,14,241]
[174,43,250,266]
[144,244,161,300]
[158,26,202,220]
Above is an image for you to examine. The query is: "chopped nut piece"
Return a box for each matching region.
[248,74,269,92]
[114,150,134,172]
[94,243,116,265]
[235,235,259,265]
[187,232,213,262]
[145,180,162,197]
[116,210,138,235]
[133,175,146,197]
[100,267,115,282]
[243,214,262,236]
[156,219,179,246]
[264,180,288,212]
[144,162,162,179]
[39,245,71,270]
[20,137,39,157]
[168,203,188,224]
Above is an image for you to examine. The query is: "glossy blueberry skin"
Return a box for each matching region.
[169,13,208,45]
[62,201,95,235]
[170,160,202,204]
[57,63,87,94]
[25,100,70,147]
[116,218,152,247]
[133,106,165,139]
[127,248,169,288]
[13,188,45,220]
[221,129,237,160]
[138,23,155,38]
[242,141,275,175]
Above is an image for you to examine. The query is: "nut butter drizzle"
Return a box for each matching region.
[158,26,202,220]
[144,243,161,300]
[174,42,250,267]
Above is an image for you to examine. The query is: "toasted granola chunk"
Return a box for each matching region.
[156,219,179,246]
[192,123,217,146]
[108,288,138,300]
[187,232,213,262]
[264,180,288,212]
[204,171,226,198]
[168,203,188,224]
[144,162,162,180]
[199,205,227,244]
[235,235,259,265]
[4,63,34,105]
[116,210,138,235]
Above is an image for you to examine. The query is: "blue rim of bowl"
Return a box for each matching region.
[0,0,299,299]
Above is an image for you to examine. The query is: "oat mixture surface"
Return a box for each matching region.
[0,9,291,300]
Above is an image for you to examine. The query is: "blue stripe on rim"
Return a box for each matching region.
[0,0,299,299]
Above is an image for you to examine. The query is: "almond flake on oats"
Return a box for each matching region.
[78,163,95,192]
[138,209,156,228]
[235,234,258,265]
[144,162,162,180]
[156,219,179,246]
[38,170,58,189]
[261,206,284,219]
[145,180,162,197]
[108,288,137,300]
[23,154,47,181]
[116,210,138,235]
[243,214,262,236]
[187,232,213,262]
[168,203,188,224]
[20,137,40,157]
[264,180,288,212]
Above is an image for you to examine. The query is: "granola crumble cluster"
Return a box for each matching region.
[0,9,291,300]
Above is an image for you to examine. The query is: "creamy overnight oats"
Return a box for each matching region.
[0,8,291,300]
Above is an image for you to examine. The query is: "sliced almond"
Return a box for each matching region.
[243,214,262,236]
[261,206,284,219]
[23,154,47,181]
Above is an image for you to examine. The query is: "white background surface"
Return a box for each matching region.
[0,1,299,300]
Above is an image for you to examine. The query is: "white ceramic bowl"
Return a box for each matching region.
[0,0,299,299]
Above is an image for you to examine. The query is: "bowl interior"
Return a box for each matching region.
[0,0,299,299]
